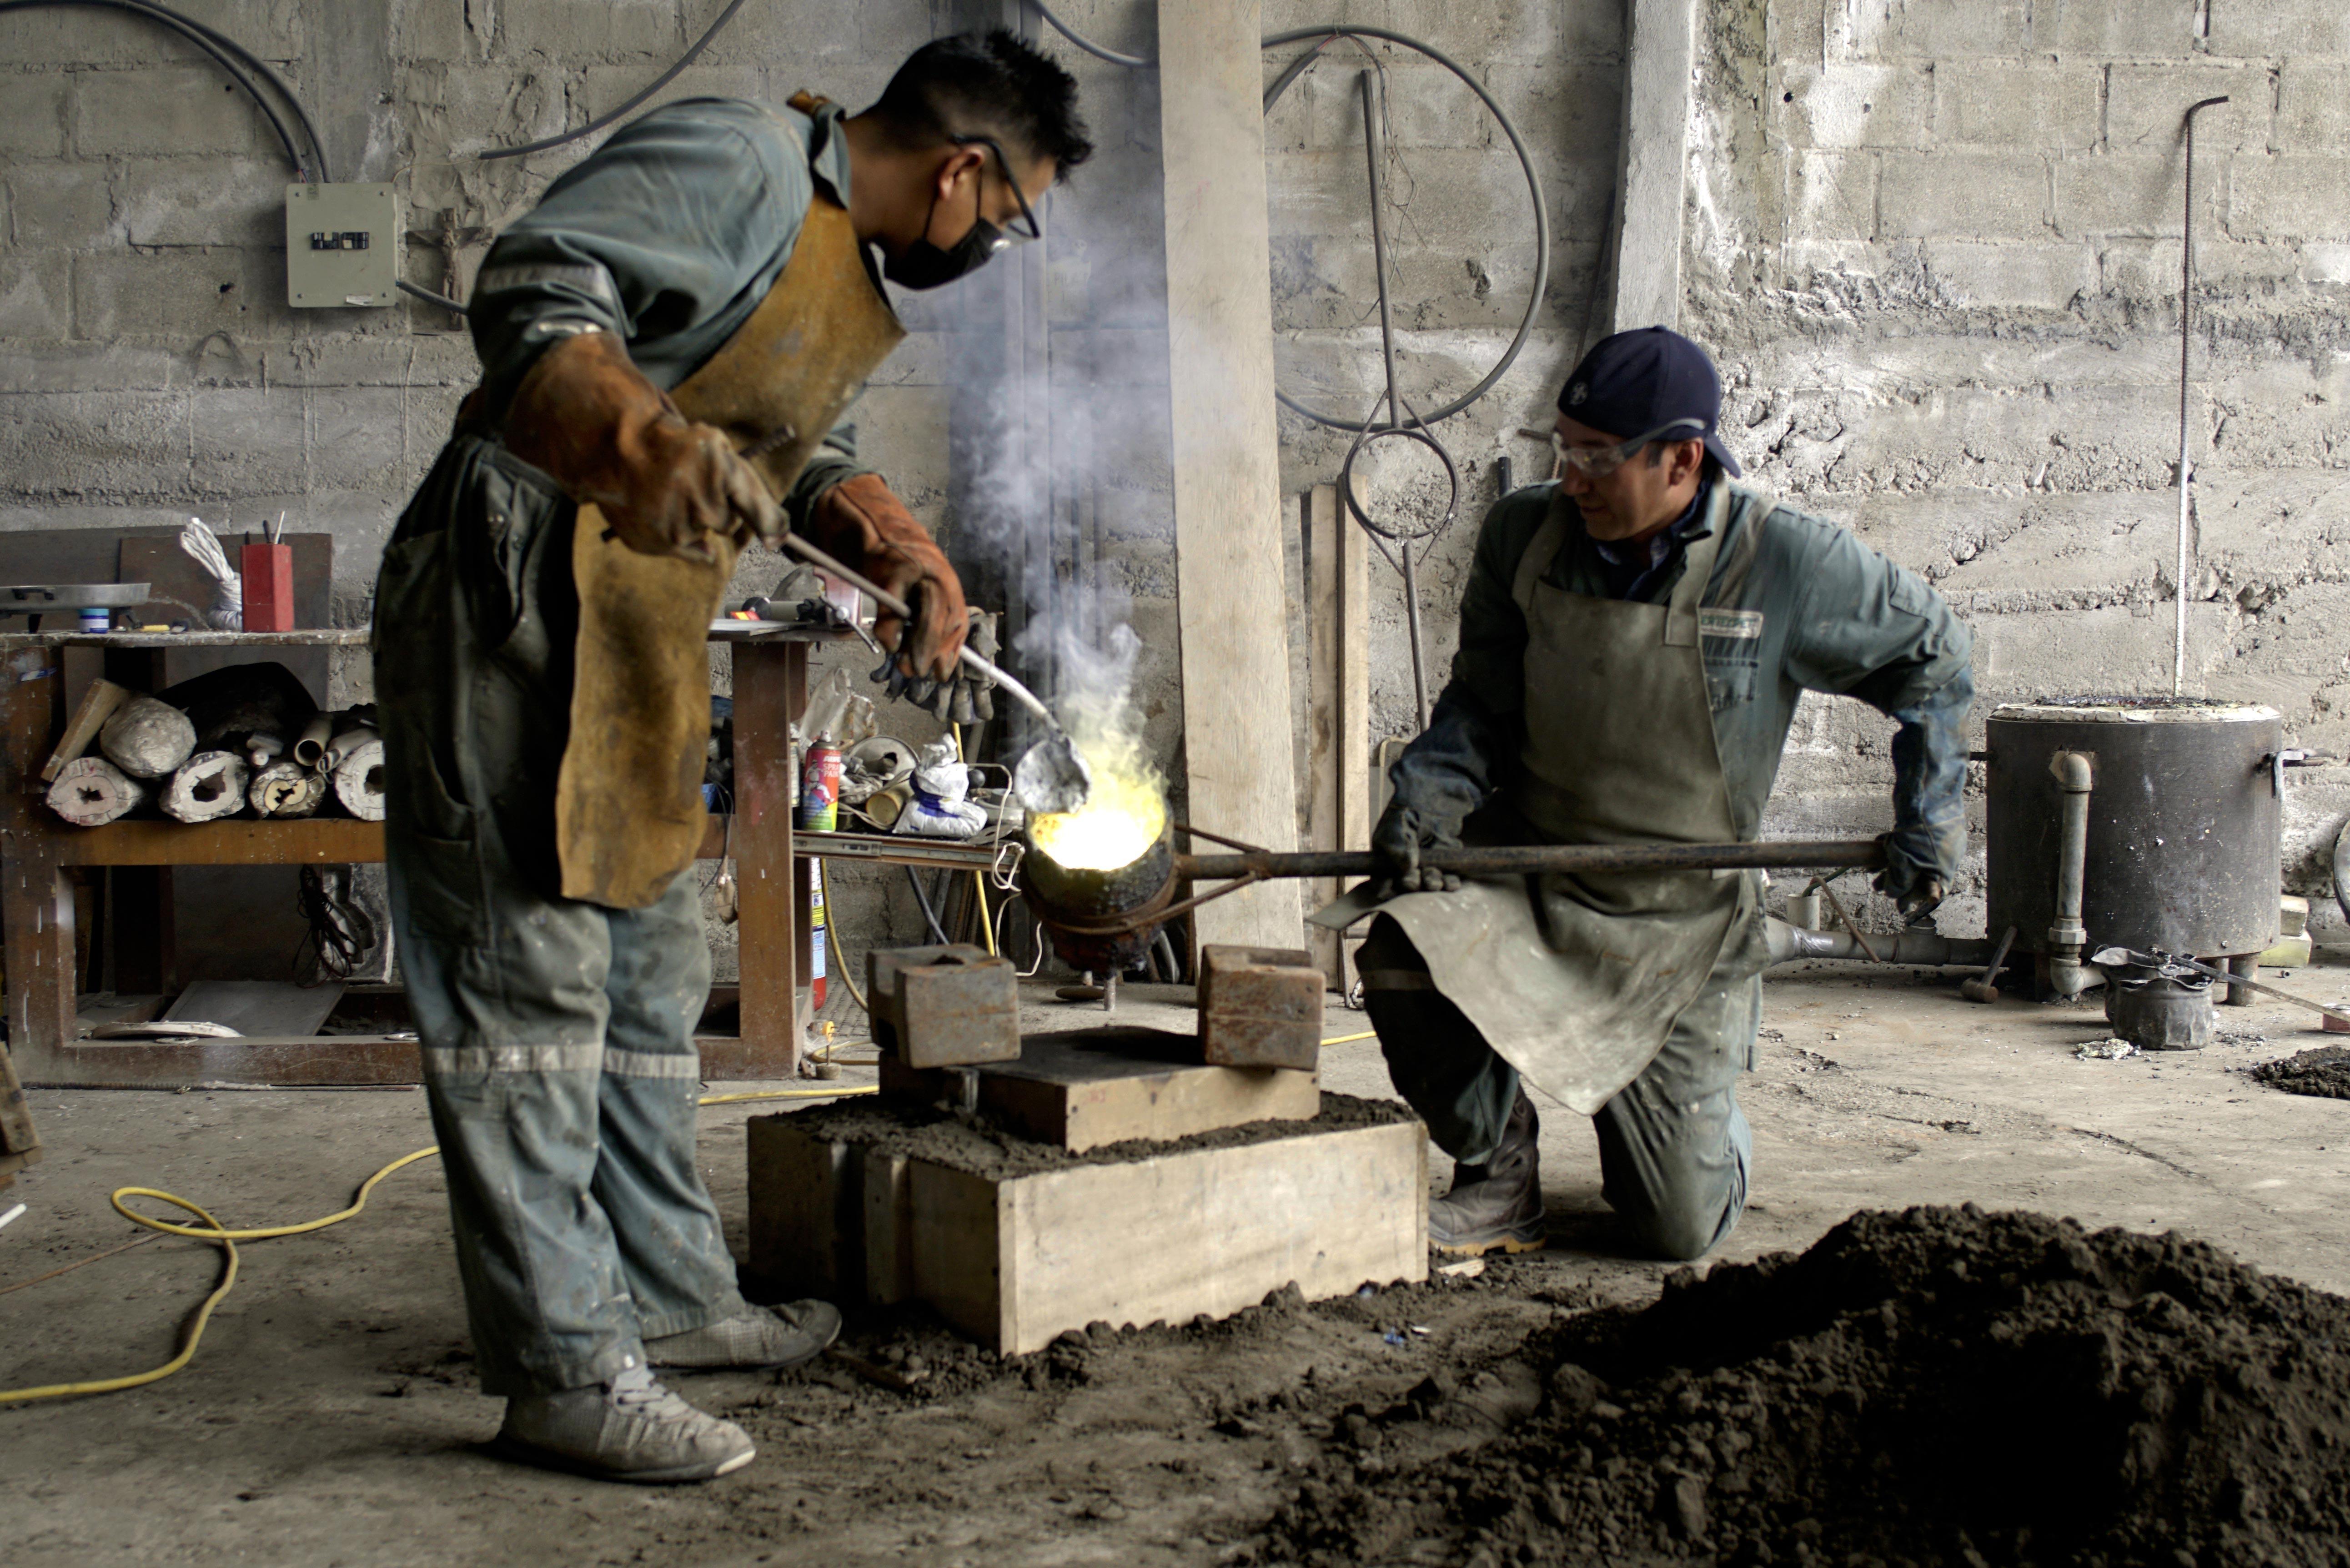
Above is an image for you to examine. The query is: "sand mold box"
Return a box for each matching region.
[770,1089,1418,1181]
[1265,1206,2350,1568]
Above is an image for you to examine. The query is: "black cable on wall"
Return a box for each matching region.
[478,0,756,160]
[0,0,331,181]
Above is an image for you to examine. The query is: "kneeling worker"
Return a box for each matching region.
[373,33,1090,1482]
[1357,327,1972,1261]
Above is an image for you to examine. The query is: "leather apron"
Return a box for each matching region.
[1371,484,1751,1115]
[556,146,905,908]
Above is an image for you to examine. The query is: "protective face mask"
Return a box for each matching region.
[882,189,1009,290]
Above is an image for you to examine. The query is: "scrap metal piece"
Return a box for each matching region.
[867,944,1020,1069]
[1199,944,1324,1070]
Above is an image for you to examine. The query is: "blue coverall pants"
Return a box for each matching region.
[376,434,745,1397]
[1358,913,1757,1262]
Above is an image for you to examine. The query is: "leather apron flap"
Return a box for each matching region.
[556,194,905,908]
[1377,488,1749,1115]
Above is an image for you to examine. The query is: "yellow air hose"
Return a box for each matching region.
[0,1084,874,1406]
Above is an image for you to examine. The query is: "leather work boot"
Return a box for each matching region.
[645,1300,842,1371]
[1427,1092,1547,1256]
[497,1365,755,1484]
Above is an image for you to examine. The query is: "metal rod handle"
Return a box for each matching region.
[1175,838,1886,883]
[2175,94,2229,698]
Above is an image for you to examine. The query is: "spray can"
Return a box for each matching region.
[808,873,828,1009]
[798,732,841,832]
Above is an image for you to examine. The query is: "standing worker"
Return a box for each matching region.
[372,33,1090,1483]
[1356,327,1972,1262]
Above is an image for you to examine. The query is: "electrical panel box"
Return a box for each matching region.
[284,182,399,308]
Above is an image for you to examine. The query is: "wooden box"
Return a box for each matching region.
[748,1108,1426,1353]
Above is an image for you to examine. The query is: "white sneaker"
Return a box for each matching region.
[497,1364,755,1484]
[646,1301,842,1370]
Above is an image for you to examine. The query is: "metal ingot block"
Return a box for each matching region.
[867,944,1021,1068]
[1199,944,1324,1070]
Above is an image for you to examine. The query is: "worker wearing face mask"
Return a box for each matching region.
[371,31,1090,1484]
[1351,327,1973,1264]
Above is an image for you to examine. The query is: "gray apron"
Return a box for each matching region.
[1370,487,1752,1115]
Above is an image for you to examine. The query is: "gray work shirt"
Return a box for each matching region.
[1389,478,1975,895]
[467,95,869,518]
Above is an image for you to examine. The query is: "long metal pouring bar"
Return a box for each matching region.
[1176,839,1887,882]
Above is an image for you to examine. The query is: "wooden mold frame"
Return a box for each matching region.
[748,1113,1427,1355]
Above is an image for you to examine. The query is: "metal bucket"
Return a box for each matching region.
[1985,700,2282,963]
[2106,968,2217,1051]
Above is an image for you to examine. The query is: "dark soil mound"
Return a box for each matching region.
[1263,1206,2350,1568]
[2250,1045,2350,1101]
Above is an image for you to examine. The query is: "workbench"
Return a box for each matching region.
[0,626,993,1088]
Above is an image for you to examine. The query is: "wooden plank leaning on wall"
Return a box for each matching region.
[1158,0,1305,954]
[1305,482,1371,992]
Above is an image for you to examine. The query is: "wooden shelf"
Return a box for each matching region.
[47,817,387,866]
[37,816,748,867]
[4,637,824,1085]
[0,629,371,649]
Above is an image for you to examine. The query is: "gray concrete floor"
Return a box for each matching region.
[4,964,2348,1563]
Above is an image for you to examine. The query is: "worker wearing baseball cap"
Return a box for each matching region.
[1344,326,1974,1261]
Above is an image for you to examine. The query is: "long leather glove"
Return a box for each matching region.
[1371,801,1462,898]
[806,473,969,680]
[502,330,778,561]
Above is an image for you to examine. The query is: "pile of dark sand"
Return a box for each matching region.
[1265,1206,2350,1568]
[2250,1045,2350,1101]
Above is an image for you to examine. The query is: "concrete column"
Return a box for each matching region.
[1604,0,1698,334]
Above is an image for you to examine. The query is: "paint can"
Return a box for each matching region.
[798,732,841,833]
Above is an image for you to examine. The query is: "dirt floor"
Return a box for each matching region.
[7,962,2350,1565]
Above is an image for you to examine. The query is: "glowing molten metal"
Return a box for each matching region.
[1027,767,1168,872]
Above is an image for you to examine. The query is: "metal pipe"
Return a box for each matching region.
[1360,70,1402,430]
[1399,541,1430,731]
[1356,66,1433,732]
[1765,919,1999,969]
[1176,838,1884,883]
[2047,750,2096,996]
[2175,95,2229,696]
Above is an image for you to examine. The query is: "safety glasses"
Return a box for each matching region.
[1552,418,1706,477]
[957,135,1044,250]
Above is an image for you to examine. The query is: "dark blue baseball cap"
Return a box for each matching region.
[1556,326,1741,477]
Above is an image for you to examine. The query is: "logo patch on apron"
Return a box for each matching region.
[1699,608,1765,640]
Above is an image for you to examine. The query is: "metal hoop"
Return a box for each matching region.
[1025,7,1553,436]
[1338,423,1460,543]
[1261,26,1552,433]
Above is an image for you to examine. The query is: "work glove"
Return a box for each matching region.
[502,330,779,562]
[805,473,969,681]
[876,608,997,722]
[1873,830,1948,924]
[1371,803,1461,899]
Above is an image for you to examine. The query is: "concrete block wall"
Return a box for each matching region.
[0,0,987,982]
[1690,0,2350,939]
[1257,0,1624,780]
